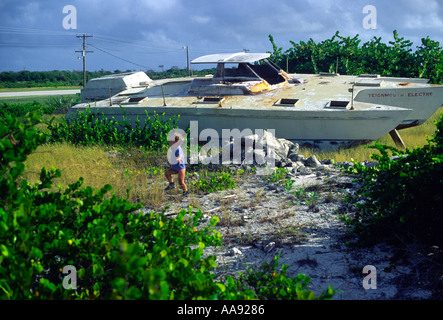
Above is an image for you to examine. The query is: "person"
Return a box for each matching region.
[165,133,189,197]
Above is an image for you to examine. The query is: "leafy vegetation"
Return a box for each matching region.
[342,114,443,246]
[0,96,81,120]
[240,255,335,300]
[267,167,288,183]
[269,30,443,84]
[192,171,237,194]
[46,107,179,150]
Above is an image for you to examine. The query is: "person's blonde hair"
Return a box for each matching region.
[171,132,183,143]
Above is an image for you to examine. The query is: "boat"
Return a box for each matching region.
[68,52,443,150]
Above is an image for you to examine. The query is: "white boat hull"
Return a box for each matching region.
[68,102,411,150]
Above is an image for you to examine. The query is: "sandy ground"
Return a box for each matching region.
[148,164,441,300]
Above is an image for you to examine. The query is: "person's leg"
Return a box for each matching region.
[177,169,188,195]
[165,169,178,190]
[165,169,173,183]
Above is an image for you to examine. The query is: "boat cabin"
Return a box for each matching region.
[189,52,299,96]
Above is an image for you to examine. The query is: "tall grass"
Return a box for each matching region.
[22,143,169,210]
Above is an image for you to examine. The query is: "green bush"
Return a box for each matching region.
[343,114,443,245]
[0,97,80,122]
[47,107,178,150]
[239,255,335,300]
[0,112,335,300]
[192,171,236,193]
[0,101,56,120]
[269,30,443,84]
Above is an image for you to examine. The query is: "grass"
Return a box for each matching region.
[22,143,170,210]
[0,94,81,105]
[300,106,443,163]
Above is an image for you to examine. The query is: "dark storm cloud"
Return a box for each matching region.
[0,0,442,71]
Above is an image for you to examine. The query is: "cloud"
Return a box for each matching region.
[0,0,442,71]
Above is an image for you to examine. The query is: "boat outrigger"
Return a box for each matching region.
[69,52,443,150]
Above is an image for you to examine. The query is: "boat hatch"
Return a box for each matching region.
[355,80,383,87]
[275,98,299,106]
[195,96,226,104]
[128,97,146,103]
[119,87,146,96]
[319,72,339,76]
[358,74,380,78]
[327,100,350,109]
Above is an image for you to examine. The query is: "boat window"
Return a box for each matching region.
[128,97,146,103]
[358,74,380,78]
[250,64,286,85]
[214,63,260,82]
[319,72,339,76]
[329,101,349,108]
[355,80,383,87]
[202,97,225,103]
[213,62,286,85]
[275,98,299,106]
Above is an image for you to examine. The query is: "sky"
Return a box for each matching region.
[0,0,442,72]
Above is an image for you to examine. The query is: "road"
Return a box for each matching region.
[0,89,80,98]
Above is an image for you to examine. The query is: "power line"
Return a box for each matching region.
[89,44,150,70]
[0,42,74,47]
[0,26,77,36]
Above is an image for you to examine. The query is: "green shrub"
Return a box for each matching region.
[342,114,443,245]
[239,255,336,300]
[267,167,288,183]
[270,30,443,84]
[0,101,56,120]
[192,171,236,193]
[0,97,80,122]
[47,107,178,150]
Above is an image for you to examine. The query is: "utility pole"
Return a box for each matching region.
[183,46,190,77]
[75,34,93,87]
